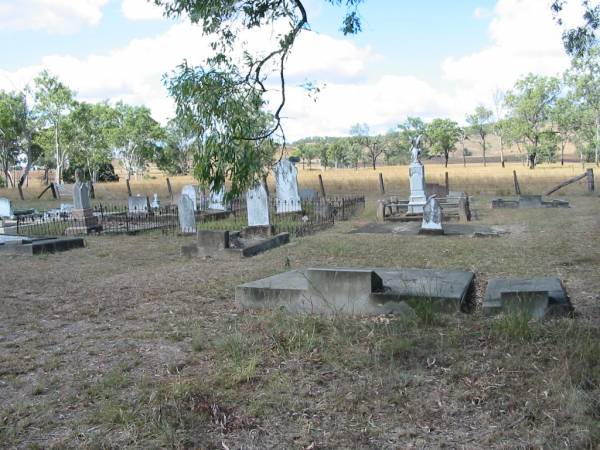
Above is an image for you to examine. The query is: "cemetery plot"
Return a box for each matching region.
[0,195,599,448]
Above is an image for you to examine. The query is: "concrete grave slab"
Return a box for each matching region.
[236,267,474,315]
[350,221,507,237]
[492,196,570,209]
[0,236,85,255]
[483,277,573,318]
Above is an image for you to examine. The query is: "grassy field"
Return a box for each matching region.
[1,178,599,448]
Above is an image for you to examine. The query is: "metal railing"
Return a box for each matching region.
[11,194,365,238]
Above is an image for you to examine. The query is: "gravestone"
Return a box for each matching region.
[66,169,101,234]
[209,186,226,211]
[0,198,12,217]
[419,197,443,235]
[181,185,197,211]
[483,277,573,319]
[407,136,427,214]
[299,188,317,201]
[236,267,474,315]
[150,193,160,209]
[246,183,270,227]
[128,195,150,213]
[73,179,91,210]
[274,158,301,213]
[178,194,197,234]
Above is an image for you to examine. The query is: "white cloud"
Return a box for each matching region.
[0,0,109,34]
[443,0,570,111]
[121,0,164,21]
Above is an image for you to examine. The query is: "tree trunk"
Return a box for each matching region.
[561,143,565,166]
[444,150,449,168]
[54,123,61,184]
[482,138,487,167]
[499,136,505,168]
[529,152,536,169]
[594,116,600,165]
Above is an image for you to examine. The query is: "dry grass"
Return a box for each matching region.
[0,162,596,209]
[1,191,599,448]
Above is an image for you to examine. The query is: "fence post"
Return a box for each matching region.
[587,168,595,192]
[513,170,521,195]
[444,171,450,195]
[166,177,173,201]
[378,173,385,195]
[318,174,326,199]
[50,182,58,199]
[126,179,132,197]
[342,198,346,220]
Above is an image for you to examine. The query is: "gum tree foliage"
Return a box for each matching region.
[62,102,117,180]
[0,90,42,195]
[33,70,75,184]
[0,91,23,187]
[505,74,561,169]
[425,118,461,168]
[552,0,600,58]
[155,0,364,198]
[466,105,493,167]
[565,46,600,164]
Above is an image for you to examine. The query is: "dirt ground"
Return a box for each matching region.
[1,195,600,449]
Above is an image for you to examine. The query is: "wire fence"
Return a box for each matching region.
[11,194,365,238]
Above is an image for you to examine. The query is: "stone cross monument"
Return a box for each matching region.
[407,135,427,214]
[67,169,101,234]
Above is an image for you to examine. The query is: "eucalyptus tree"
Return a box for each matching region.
[62,102,117,180]
[426,118,461,167]
[505,74,561,169]
[33,70,75,183]
[565,46,600,165]
[350,123,384,170]
[551,95,581,165]
[466,105,493,166]
[112,102,164,181]
[156,0,364,198]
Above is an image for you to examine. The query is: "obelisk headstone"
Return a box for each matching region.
[407,135,427,215]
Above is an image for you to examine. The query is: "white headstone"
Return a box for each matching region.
[73,182,91,210]
[421,197,443,232]
[0,197,12,217]
[274,158,301,213]
[128,195,150,213]
[246,183,270,227]
[408,163,427,214]
[408,135,427,214]
[209,186,226,211]
[181,185,197,211]
[150,193,160,209]
[178,194,197,233]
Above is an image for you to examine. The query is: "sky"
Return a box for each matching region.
[0,0,586,141]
